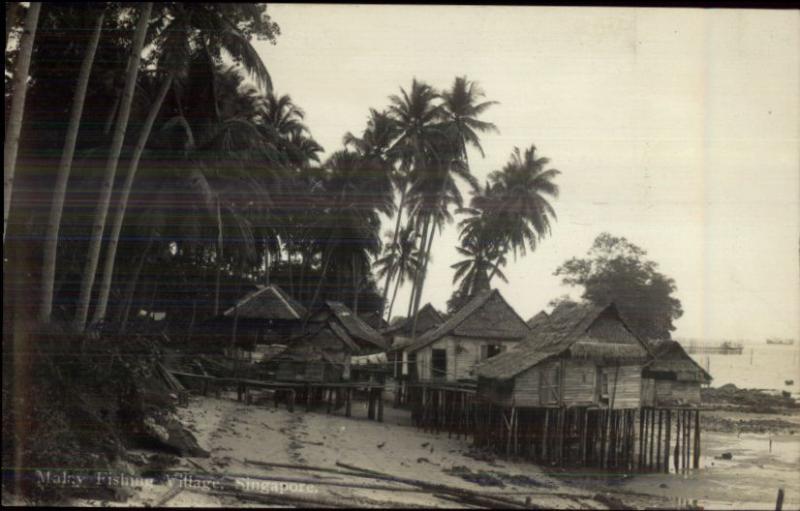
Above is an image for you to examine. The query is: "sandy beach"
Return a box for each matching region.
[70,394,638,508]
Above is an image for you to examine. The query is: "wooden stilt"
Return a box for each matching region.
[542,408,550,462]
[693,409,701,469]
[377,387,384,423]
[581,408,589,466]
[656,409,663,470]
[648,408,656,470]
[638,408,646,469]
[684,409,691,471]
[345,388,352,417]
[664,409,671,473]
[674,410,681,473]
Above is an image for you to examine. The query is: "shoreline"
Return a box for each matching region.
[58,393,797,509]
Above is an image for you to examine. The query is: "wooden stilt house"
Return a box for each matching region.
[403,290,530,383]
[385,303,445,380]
[267,301,388,383]
[642,339,711,407]
[197,284,307,361]
[477,302,651,409]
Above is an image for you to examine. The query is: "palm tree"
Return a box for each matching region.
[374,225,421,322]
[481,145,561,280]
[89,4,276,326]
[72,2,153,331]
[440,76,499,166]
[451,237,508,297]
[305,150,393,316]
[3,2,41,243]
[39,7,105,322]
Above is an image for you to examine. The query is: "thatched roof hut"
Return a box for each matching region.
[526,311,550,332]
[405,290,530,355]
[309,301,388,353]
[223,284,307,320]
[641,339,711,406]
[359,311,390,331]
[644,340,711,383]
[386,303,445,350]
[477,302,652,409]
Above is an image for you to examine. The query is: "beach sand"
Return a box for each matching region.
[71,394,799,508]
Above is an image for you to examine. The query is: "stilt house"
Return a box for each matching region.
[267,301,388,383]
[385,303,445,380]
[198,284,307,360]
[402,290,530,382]
[476,302,652,409]
[641,339,711,407]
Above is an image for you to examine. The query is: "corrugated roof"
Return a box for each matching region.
[477,302,651,381]
[644,339,712,383]
[325,301,388,351]
[223,284,307,320]
[404,289,530,353]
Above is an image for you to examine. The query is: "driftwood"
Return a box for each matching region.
[153,486,183,506]
[209,488,343,508]
[335,461,532,509]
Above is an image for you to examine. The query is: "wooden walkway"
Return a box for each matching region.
[169,370,386,421]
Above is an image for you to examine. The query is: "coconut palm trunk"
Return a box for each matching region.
[407,214,430,319]
[387,265,404,323]
[40,10,105,323]
[410,216,436,340]
[73,2,153,331]
[380,186,405,316]
[5,2,21,50]
[90,72,174,326]
[3,2,41,243]
[119,230,156,332]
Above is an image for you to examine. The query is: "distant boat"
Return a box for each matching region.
[766,338,795,346]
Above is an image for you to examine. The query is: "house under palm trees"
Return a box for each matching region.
[401,287,530,382]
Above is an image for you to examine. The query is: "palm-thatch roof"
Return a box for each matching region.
[644,339,712,383]
[526,311,550,332]
[385,303,444,339]
[223,284,307,320]
[359,311,390,331]
[324,301,388,351]
[404,289,530,354]
[477,302,651,381]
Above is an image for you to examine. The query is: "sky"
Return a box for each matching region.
[251,5,799,342]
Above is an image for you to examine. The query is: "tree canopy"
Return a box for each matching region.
[553,232,683,340]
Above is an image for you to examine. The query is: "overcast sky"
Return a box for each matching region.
[253,5,799,342]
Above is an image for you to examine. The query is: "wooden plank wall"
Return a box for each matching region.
[415,336,520,382]
[513,364,542,406]
[604,365,642,409]
[655,380,701,406]
[562,360,597,404]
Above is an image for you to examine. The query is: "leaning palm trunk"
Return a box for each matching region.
[73,2,152,331]
[40,10,105,323]
[119,231,156,332]
[410,216,436,340]
[5,2,21,53]
[387,268,403,323]
[3,2,41,243]
[90,72,174,326]
[381,187,406,318]
[407,214,430,319]
[305,238,335,326]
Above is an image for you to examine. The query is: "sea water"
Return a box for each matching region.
[693,344,800,396]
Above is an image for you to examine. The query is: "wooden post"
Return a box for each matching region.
[377,387,384,423]
[674,409,681,473]
[558,407,566,466]
[581,408,589,466]
[345,388,352,417]
[542,408,550,461]
[368,387,376,420]
[684,409,691,471]
[647,408,656,469]
[664,409,671,473]
[306,384,312,412]
[638,408,646,469]
[776,488,785,511]
[693,409,701,469]
[656,409,663,470]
